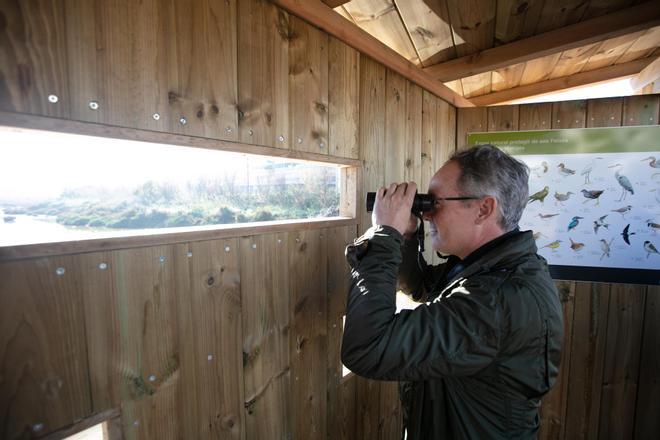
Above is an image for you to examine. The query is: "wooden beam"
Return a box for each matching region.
[269,0,474,107]
[470,58,652,106]
[423,1,660,82]
[322,0,351,7]
[631,55,660,91]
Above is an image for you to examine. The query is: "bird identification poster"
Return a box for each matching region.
[468,126,659,285]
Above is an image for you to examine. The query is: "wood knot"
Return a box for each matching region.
[196,107,204,119]
[405,158,412,167]
[211,104,220,115]
[207,275,215,286]
[315,102,327,113]
[168,91,180,104]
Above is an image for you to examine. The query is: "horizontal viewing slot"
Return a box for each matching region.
[0,125,357,254]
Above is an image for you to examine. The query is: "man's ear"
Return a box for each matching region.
[475,196,497,224]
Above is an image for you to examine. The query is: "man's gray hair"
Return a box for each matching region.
[449,145,529,231]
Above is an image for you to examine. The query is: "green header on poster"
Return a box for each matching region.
[467,126,660,155]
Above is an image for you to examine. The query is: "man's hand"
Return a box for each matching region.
[372,182,417,236]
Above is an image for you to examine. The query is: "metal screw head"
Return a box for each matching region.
[277,238,282,244]
[248,129,254,136]
[207,354,213,361]
[133,420,140,427]
[88,100,99,110]
[48,94,58,103]
[152,112,161,120]
[98,262,108,270]
[56,267,65,276]
[251,243,257,249]
[278,135,285,142]
[32,423,44,433]
[225,126,232,133]
[295,238,300,243]
[224,246,231,252]
[148,374,156,382]
[297,137,303,144]
[187,251,193,258]
[159,256,166,263]
[179,116,188,125]
[319,142,325,149]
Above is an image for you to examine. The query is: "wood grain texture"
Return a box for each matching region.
[586,97,623,126]
[456,107,487,147]
[289,16,329,154]
[241,233,291,440]
[328,37,360,159]
[518,103,552,130]
[597,284,646,439]
[487,105,519,131]
[358,56,387,233]
[356,377,381,440]
[0,256,92,438]
[167,0,238,139]
[384,70,408,185]
[622,94,660,125]
[404,82,423,184]
[634,286,660,438]
[289,229,328,439]
[326,225,358,440]
[237,0,290,148]
[563,282,611,440]
[0,0,70,117]
[343,0,420,65]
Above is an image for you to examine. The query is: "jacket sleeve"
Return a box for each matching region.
[397,236,453,302]
[341,225,500,381]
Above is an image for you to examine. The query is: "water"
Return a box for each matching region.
[0,210,112,246]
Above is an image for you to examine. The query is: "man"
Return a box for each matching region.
[341,145,563,439]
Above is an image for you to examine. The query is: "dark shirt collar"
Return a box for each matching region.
[445,228,522,282]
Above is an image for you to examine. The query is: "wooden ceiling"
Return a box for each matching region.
[312,0,660,106]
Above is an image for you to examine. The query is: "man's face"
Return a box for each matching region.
[423,161,480,258]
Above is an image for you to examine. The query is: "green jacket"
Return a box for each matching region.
[341,225,563,439]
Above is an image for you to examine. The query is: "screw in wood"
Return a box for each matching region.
[278,135,285,142]
[179,116,188,125]
[225,246,231,252]
[297,137,303,144]
[56,267,65,276]
[187,251,193,258]
[48,95,58,103]
[248,129,254,136]
[252,243,257,249]
[88,100,99,110]
[32,423,44,433]
[148,375,156,382]
[207,354,213,361]
[152,112,161,121]
[98,262,108,270]
[159,256,166,263]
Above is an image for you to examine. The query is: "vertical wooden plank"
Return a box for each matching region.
[622,94,660,126]
[81,251,121,412]
[290,16,329,154]
[237,0,289,148]
[327,225,358,440]
[421,90,439,263]
[0,256,92,438]
[634,286,660,438]
[64,0,105,123]
[563,282,611,439]
[586,97,623,127]
[0,0,70,117]
[487,105,520,132]
[358,56,386,233]
[456,107,487,148]
[92,0,169,131]
[404,82,423,185]
[538,280,576,440]
[384,70,407,185]
[328,37,360,159]
[552,100,587,129]
[379,381,401,440]
[290,229,327,440]
[167,0,238,140]
[356,377,381,440]
[598,284,646,439]
[183,239,244,439]
[241,233,291,440]
[518,103,552,130]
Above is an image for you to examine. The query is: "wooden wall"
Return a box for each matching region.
[0,0,455,439]
[457,95,660,440]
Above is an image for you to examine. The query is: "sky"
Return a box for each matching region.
[0,126,337,203]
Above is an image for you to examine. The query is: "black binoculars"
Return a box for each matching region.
[365,192,434,213]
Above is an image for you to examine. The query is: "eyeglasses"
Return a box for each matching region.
[433,196,482,205]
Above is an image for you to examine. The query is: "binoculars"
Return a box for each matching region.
[365,192,434,213]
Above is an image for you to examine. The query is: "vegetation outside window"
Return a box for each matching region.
[0,126,343,247]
